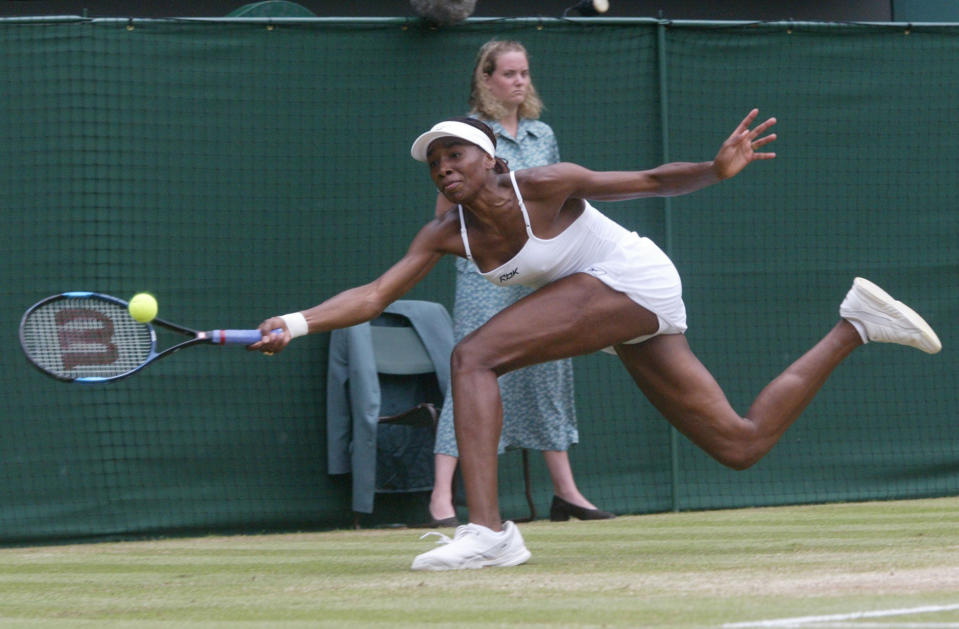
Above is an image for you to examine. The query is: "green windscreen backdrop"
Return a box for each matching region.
[0,17,955,544]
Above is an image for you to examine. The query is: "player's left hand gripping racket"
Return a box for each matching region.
[19,291,271,383]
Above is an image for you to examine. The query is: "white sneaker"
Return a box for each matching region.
[840,277,941,354]
[410,521,531,571]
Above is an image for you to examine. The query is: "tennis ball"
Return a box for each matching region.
[128,292,158,323]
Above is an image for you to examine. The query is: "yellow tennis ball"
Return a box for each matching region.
[128,293,158,323]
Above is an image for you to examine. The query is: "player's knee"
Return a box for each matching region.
[697,422,768,470]
[717,452,759,471]
[712,441,765,471]
[450,337,494,374]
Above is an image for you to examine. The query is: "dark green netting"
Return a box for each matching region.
[0,18,954,543]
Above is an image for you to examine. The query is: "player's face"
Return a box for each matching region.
[483,51,530,109]
[426,139,490,202]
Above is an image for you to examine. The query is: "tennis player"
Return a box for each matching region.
[429,39,611,528]
[252,110,940,571]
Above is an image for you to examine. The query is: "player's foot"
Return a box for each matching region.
[840,277,941,354]
[410,521,531,571]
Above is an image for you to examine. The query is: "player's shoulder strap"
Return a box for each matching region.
[456,204,473,262]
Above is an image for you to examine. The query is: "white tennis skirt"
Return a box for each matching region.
[582,232,687,352]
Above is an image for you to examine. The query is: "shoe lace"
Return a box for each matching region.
[418,524,474,546]
[418,530,453,546]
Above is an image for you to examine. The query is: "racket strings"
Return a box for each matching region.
[21,297,154,380]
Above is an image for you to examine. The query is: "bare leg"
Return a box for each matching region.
[616,321,863,469]
[416,272,932,571]
[429,453,458,520]
[451,272,869,530]
[451,355,505,530]
[543,450,596,509]
[452,274,661,531]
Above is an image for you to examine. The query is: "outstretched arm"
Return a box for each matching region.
[556,109,776,201]
[249,220,449,354]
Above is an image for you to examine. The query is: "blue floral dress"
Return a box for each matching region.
[434,117,578,456]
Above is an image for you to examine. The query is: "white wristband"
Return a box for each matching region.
[280,312,309,339]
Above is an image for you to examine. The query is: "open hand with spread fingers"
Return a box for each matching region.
[713,108,777,180]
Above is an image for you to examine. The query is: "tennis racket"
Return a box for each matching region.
[19,291,272,383]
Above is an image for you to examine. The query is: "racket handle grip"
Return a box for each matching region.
[211,329,283,345]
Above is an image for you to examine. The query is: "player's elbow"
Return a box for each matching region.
[358,297,388,323]
[341,284,388,324]
[365,283,404,320]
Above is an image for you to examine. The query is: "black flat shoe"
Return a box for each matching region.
[428,515,460,527]
[414,509,460,528]
[549,495,616,521]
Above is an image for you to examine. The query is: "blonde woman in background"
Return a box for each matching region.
[427,40,614,528]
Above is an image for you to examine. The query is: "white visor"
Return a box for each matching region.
[410,120,496,162]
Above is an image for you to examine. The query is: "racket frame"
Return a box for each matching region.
[19,291,259,384]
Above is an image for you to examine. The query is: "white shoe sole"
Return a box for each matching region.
[412,547,531,571]
[852,277,941,354]
[411,540,531,571]
[481,546,531,569]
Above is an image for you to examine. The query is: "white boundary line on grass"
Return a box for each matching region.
[800,623,959,628]
[723,603,959,628]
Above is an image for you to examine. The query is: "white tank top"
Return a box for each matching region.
[458,170,635,289]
